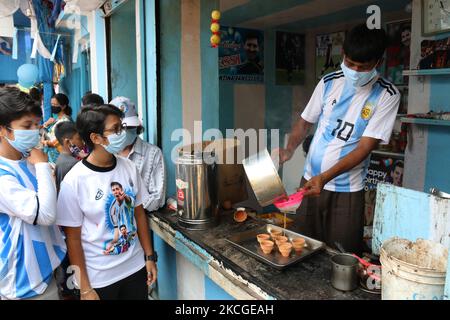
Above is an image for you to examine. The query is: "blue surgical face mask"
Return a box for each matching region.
[341,61,378,87]
[123,128,138,149]
[101,130,128,154]
[5,128,40,155]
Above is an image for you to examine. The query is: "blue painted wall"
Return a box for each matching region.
[157,0,183,301]
[201,0,220,131]
[426,57,450,192]
[154,234,178,300]
[93,10,108,101]
[159,0,182,197]
[0,31,31,83]
[205,277,234,300]
[109,0,138,104]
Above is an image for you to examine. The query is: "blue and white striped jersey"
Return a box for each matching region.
[301,71,400,192]
[0,157,66,300]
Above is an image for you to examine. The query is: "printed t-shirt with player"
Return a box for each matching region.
[56,156,149,288]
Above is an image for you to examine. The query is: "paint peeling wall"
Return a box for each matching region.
[373,183,450,298]
[373,184,450,254]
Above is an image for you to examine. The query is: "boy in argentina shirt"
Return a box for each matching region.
[0,87,66,300]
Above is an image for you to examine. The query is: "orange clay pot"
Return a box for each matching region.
[292,237,306,254]
[256,234,271,244]
[260,240,274,255]
[278,243,293,258]
[269,230,282,240]
[275,236,288,247]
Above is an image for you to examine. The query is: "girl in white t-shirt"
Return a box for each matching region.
[0,87,66,300]
[56,105,157,300]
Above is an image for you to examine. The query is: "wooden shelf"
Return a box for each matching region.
[372,150,405,158]
[402,69,450,76]
[400,117,450,127]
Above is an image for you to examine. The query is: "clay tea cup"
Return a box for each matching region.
[269,230,282,240]
[257,234,271,244]
[292,237,306,253]
[278,243,293,258]
[275,236,288,247]
[260,240,274,255]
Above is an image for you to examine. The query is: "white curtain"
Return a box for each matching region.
[64,0,105,12]
[0,0,20,18]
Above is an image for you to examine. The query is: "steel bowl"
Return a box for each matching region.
[242,149,287,207]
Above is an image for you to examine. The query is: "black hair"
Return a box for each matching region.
[111,181,123,189]
[54,121,77,146]
[0,87,42,127]
[393,160,404,170]
[29,87,42,103]
[52,93,72,117]
[76,104,124,150]
[401,24,411,33]
[244,32,260,44]
[119,225,126,230]
[343,24,388,63]
[82,93,104,107]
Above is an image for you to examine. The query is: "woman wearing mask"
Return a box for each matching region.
[109,97,166,212]
[56,105,157,300]
[42,93,73,164]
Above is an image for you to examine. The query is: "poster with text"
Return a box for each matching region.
[315,31,345,82]
[219,26,264,82]
[275,31,305,85]
[364,154,404,226]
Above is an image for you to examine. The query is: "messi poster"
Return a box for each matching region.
[219,26,264,82]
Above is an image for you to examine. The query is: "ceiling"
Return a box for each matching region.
[220,0,411,31]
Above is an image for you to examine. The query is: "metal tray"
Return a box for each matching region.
[226,224,326,270]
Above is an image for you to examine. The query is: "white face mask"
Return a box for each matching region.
[340,61,378,87]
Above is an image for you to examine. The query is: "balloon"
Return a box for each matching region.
[210,22,220,33]
[211,10,221,20]
[17,64,38,89]
[210,34,221,46]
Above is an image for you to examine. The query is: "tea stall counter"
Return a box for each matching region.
[148,210,379,300]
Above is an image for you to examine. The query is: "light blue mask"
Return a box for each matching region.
[341,61,378,87]
[123,128,138,150]
[6,128,40,154]
[102,130,128,154]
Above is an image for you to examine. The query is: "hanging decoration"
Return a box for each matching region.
[0,0,20,18]
[210,10,221,48]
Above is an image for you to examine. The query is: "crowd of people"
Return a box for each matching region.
[0,87,166,300]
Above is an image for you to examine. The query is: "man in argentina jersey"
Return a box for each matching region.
[280,24,400,255]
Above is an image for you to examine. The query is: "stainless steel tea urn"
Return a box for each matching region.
[175,149,218,230]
